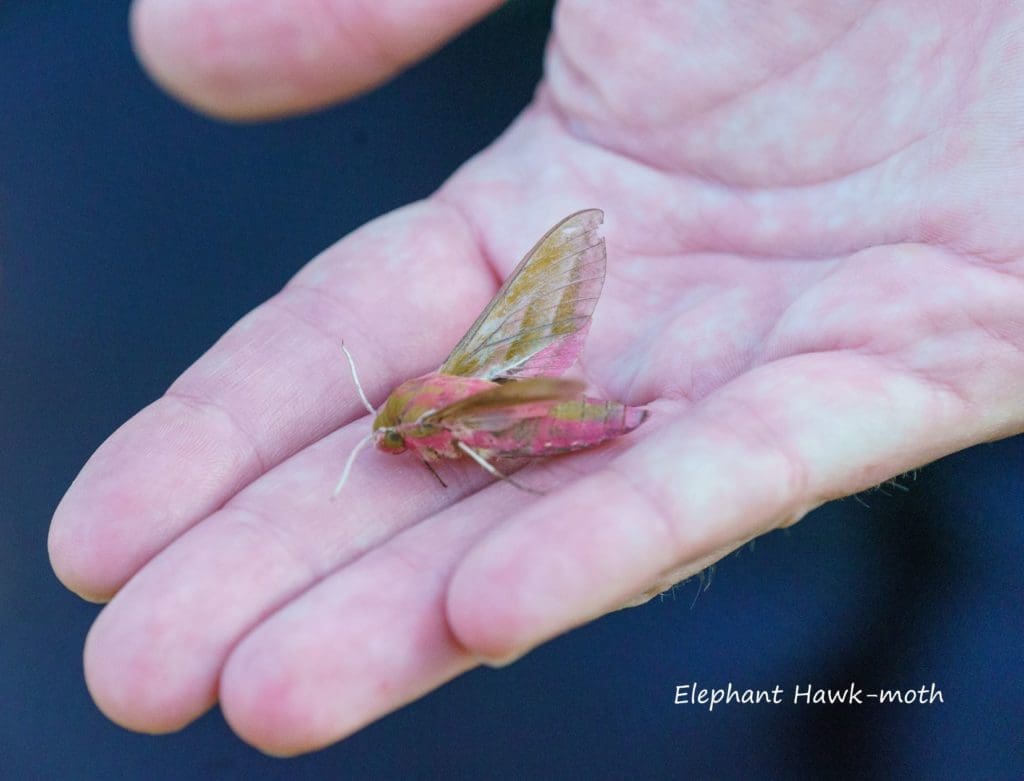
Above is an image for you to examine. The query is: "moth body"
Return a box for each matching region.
[338,209,649,493]
[372,371,649,465]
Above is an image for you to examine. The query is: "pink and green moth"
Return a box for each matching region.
[336,209,649,494]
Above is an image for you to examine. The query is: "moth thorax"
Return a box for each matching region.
[373,388,409,430]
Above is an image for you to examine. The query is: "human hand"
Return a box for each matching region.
[49,0,1024,755]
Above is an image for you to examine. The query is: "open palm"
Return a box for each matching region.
[49,0,1024,755]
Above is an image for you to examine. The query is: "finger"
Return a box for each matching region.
[81,417,501,733]
[49,202,490,600]
[216,424,674,753]
[446,349,984,663]
[130,0,504,119]
[218,479,520,755]
[81,405,662,738]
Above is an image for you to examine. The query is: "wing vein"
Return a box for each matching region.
[465,280,605,358]
[459,306,599,361]
[439,209,607,380]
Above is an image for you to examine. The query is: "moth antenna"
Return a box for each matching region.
[341,341,376,416]
[332,432,374,498]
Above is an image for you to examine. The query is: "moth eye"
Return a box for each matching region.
[376,428,406,455]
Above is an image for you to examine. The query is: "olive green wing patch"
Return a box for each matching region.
[440,209,606,380]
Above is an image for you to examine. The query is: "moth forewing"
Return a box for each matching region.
[424,378,585,424]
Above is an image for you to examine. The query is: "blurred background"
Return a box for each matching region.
[1,1,1021,778]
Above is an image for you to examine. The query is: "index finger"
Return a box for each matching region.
[48,202,492,600]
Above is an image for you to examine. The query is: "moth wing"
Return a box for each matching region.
[425,378,585,427]
[439,209,607,380]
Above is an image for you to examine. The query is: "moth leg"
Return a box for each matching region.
[421,457,448,488]
[456,441,543,496]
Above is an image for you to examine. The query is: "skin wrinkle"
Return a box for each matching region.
[753,356,937,507]
[708,391,812,503]
[851,347,975,434]
[430,193,505,291]
[583,338,645,408]
[218,504,323,586]
[269,285,401,404]
[317,0,407,76]
[546,79,938,196]
[490,95,614,191]
[542,35,614,140]
[377,535,464,604]
[546,2,936,188]
[250,459,622,686]
[171,316,340,466]
[264,306,366,403]
[959,241,1024,267]
[956,4,1000,115]
[753,244,1016,365]
[544,5,999,204]
[675,322,758,394]
[820,252,1024,410]
[551,1,877,136]
[962,250,1024,272]
[600,462,689,566]
[622,256,824,395]
[614,272,782,393]
[320,475,474,573]
[687,4,879,125]
[965,308,1024,363]
[277,204,493,375]
[538,93,673,177]
[577,288,660,402]
[163,389,271,480]
[747,254,852,364]
[897,329,1012,419]
[537,95,921,270]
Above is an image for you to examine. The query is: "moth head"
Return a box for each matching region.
[374,427,407,454]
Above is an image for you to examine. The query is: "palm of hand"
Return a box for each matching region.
[50,1,1023,755]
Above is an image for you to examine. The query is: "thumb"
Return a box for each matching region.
[130,0,505,120]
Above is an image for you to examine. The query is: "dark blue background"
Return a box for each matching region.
[2,2,1021,778]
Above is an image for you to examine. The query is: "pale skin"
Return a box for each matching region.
[48,0,1024,756]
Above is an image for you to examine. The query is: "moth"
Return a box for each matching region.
[336,209,648,494]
